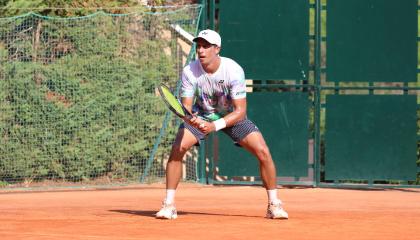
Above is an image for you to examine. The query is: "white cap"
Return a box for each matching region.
[193,29,221,47]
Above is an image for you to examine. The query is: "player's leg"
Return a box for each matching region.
[239,131,288,219]
[222,119,277,190]
[223,119,288,219]
[238,131,276,190]
[156,124,201,219]
[166,127,199,190]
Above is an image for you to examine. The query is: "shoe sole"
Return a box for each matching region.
[156,214,178,220]
[266,214,288,219]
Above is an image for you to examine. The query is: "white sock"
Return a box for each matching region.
[165,189,176,204]
[267,189,281,204]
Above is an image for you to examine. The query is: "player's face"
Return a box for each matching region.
[195,38,220,66]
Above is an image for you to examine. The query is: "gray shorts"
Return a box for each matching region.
[180,118,260,146]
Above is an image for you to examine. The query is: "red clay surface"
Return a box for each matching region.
[0,183,419,240]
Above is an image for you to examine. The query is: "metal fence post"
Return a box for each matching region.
[314,0,322,187]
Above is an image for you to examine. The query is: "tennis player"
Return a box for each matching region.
[156,29,288,220]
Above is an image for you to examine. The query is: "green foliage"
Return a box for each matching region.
[0,0,46,16]
[0,0,146,17]
[0,7,197,184]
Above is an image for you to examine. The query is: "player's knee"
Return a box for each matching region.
[171,142,190,155]
[254,145,272,163]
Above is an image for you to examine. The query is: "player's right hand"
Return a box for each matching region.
[185,112,199,126]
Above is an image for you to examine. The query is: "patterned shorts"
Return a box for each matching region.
[180,118,260,145]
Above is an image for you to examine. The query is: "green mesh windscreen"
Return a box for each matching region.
[326,0,417,82]
[215,92,310,179]
[218,0,309,80]
[0,5,202,187]
[325,95,417,181]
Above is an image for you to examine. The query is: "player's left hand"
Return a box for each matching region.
[196,120,214,134]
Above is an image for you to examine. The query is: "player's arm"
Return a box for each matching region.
[180,69,201,125]
[181,96,202,127]
[198,97,246,134]
[181,96,194,114]
[219,97,246,128]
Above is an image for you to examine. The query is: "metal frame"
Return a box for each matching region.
[316,0,419,188]
[198,0,420,188]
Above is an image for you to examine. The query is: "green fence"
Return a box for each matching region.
[0,5,202,188]
[320,0,419,187]
[1,1,419,189]
[200,0,420,187]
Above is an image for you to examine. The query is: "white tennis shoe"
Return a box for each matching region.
[156,201,177,219]
[266,201,288,219]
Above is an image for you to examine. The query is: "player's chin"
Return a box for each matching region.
[198,57,207,65]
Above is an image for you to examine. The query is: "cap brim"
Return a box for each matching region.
[193,37,220,47]
[193,37,207,43]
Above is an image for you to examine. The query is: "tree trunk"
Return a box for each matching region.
[32,20,42,62]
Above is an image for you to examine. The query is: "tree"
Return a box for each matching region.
[0,0,144,17]
[0,0,200,17]
[0,1,197,184]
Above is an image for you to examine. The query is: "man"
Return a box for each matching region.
[156,29,288,220]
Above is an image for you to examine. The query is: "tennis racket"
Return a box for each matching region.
[158,84,193,120]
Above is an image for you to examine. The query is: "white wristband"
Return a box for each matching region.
[213,118,227,131]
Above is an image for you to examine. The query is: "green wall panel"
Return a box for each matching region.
[325,95,417,181]
[216,92,309,178]
[326,0,417,82]
[219,0,309,80]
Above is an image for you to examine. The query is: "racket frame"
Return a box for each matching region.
[158,84,193,120]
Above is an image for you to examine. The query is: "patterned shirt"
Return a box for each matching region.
[180,57,246,121]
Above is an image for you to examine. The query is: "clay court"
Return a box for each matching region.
[0,183,419,240]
